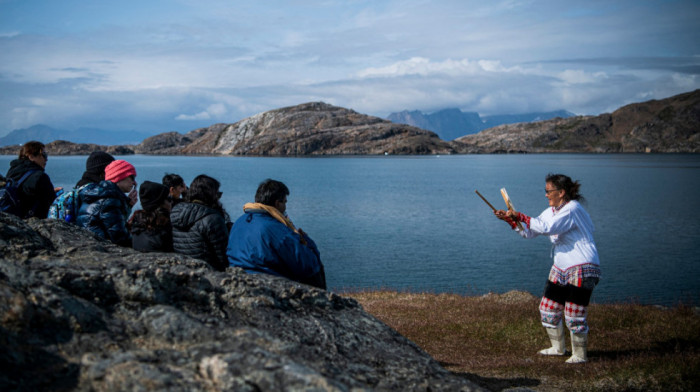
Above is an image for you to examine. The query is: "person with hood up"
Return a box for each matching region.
[129,181,173,253]
[170,174,229,271]
[4,141,59,218]
[76,159,138,247]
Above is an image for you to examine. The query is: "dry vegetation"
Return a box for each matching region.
[346,290,700,392]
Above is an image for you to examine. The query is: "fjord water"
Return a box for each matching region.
[5,154,699,306]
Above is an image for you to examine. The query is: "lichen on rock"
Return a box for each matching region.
[0,212,486,391]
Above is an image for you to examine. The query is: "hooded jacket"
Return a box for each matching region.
[226,208,326,289]
[5,158,56,218]
[76,180,132,247]
[170,202,228,271]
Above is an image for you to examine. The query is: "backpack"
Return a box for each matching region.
[48,184,87,223]
[0,170,38,217]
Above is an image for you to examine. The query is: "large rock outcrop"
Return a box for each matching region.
[0,212,485,391]
[137,102,455,155]
[453,89,700,153]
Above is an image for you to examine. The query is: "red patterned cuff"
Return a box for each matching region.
[516,212,531,228]
[504,217,517,229]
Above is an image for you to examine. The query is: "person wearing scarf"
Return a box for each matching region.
[226,179,326,289]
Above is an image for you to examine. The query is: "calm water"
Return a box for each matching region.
[3,154,699,306]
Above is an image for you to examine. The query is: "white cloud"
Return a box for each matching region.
[1,0,699,136]
[176,103,228,121]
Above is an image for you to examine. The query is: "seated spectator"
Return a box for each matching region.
[4,141,59,218]
[226,179,326,289]
[129,181,173,253]
[76,160,137,247]
[162,173,187,206]
[76,151,115,187]
[170,174,228,271]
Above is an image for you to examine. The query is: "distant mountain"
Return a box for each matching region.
[453,89,700,153]
[0,124,154,147]
[1,91,697,156]
[387,109,575,140]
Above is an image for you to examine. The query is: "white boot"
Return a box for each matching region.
[538,323,567,356]
[566,331,588,363]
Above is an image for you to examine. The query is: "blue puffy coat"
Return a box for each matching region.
[226,209,326,289]
[76,180,132,246]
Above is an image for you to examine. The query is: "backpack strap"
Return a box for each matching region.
[15,169,40,217]
[15,169,39,186]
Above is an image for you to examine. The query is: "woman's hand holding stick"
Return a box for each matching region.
[476,190,519,229]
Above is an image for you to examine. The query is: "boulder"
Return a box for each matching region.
[0,212,485,391]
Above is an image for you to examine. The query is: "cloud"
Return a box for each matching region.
[1,0,699,136]
[176,103,227,121]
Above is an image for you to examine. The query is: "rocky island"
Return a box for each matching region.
[0,90,698,156]
[0,211,486,391]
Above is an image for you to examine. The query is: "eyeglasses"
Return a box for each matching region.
[216,191,223,199]
[41,151,48,159]
[545,188,560,194]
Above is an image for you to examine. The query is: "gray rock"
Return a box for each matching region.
[0,212,486,391]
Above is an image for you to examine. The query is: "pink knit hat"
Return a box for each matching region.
[104,160,136,183]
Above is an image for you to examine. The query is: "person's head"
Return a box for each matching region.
[255,179,289,214]
[187,174,221,207]
[19,141,48,169]
[139,181,172,212]
[545,173,583,207]
[163,173,187,199]
[84,151,115,181]
[105,160,137,193]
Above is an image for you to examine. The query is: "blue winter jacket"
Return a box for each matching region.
[227,209,325,288]
[76,180,132,246]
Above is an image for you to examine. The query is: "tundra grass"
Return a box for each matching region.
[346,290,700,392]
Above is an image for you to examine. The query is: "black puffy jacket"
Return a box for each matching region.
[5,159,56,218]
[76,180,132,247]
[170,202,228,271]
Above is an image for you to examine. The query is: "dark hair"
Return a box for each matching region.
[187,174,221,207]
[162,173,185,188]
[19,141,45,160]
[129,208,171,234]
[546,173,584,202]
[255,179,289,206]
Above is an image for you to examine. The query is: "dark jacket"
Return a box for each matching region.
[76,180,132,247]
[226,209,326,289]
[5,159,56,218]
[129,210,173,253]
[170,202,228,271]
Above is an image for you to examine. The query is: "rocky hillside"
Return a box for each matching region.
[136,102,455,155]
[388,108,574,141]
[453,89,700,153]
[1,91,697,156]
[0,212,485,391]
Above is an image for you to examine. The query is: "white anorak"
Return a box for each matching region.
[516,200,600,270]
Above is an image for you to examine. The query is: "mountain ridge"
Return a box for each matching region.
[0,124,156,147]
[387,108,575,140]
[1,90,698,155]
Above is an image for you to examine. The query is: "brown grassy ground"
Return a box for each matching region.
[346,290,700,392]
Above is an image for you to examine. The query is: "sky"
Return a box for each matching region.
[1,0,699,137]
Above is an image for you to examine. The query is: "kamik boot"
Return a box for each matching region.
[538,323,567,356]
[565,331,588,363]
